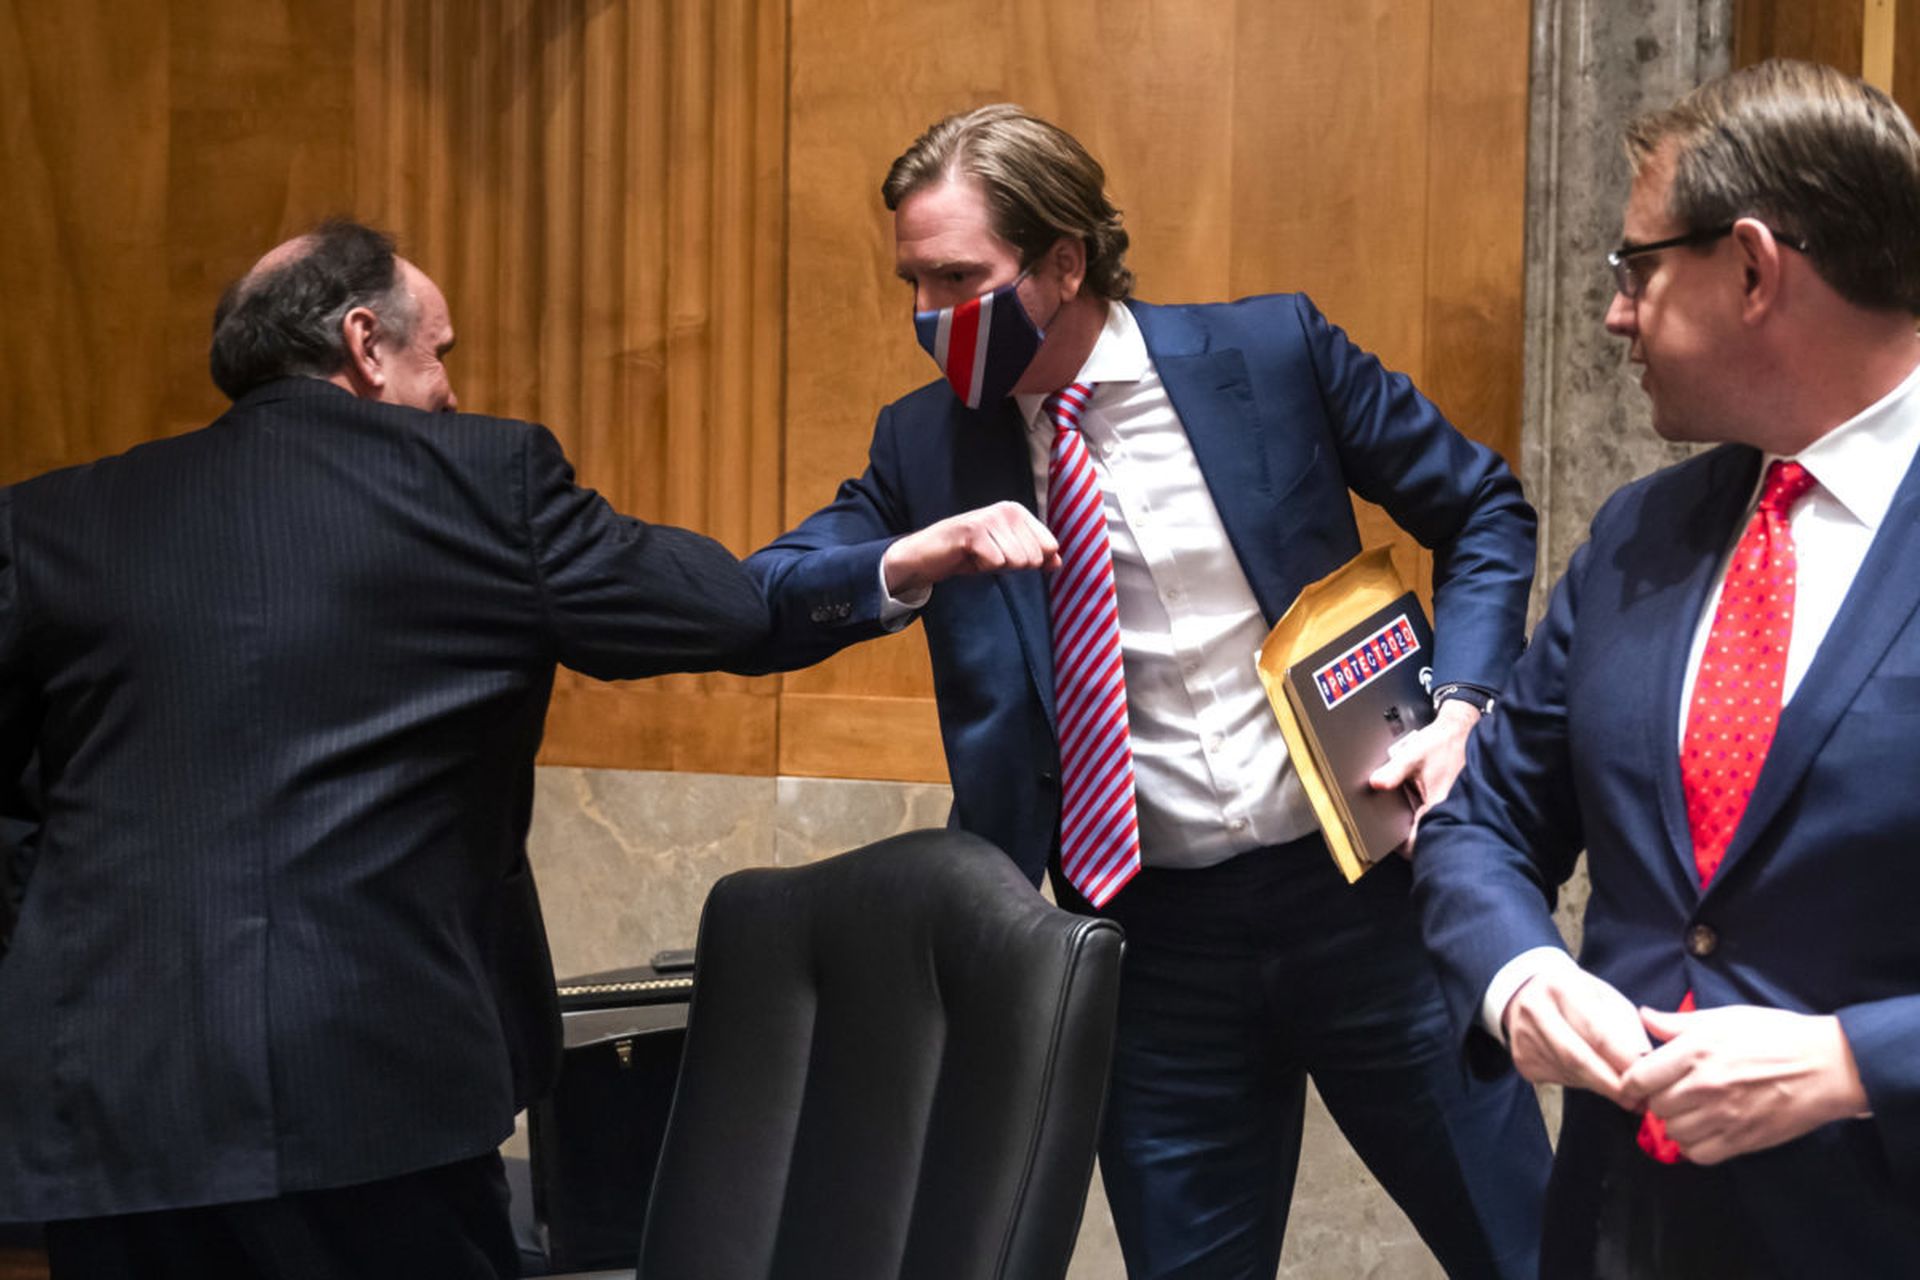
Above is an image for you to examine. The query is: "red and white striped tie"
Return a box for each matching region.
[1043,382,1140,908]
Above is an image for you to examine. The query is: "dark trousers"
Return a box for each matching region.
[1058,835,1552,1279]
[43,1151,518,1280]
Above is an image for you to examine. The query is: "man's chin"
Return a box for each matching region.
[1646,408,1718,445]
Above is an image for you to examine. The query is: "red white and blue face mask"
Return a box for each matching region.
[913,272,1046,409]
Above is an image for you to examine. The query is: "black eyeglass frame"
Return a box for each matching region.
[1607,221,1811,299]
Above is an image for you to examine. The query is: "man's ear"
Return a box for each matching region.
[1045,235,1088,302]
[340,306,387,396]
[1731,218,1786,326]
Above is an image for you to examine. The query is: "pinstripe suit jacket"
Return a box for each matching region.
[0,377,767,1222]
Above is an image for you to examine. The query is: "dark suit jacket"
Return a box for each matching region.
[0,756,33,962]
[1414,444,1920,1269]
[738,295,1536,884]
[0,377,767,1222]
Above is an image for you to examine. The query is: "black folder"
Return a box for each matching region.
[1278,591,1436,871]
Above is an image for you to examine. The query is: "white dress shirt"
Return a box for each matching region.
[1006,302,1320,868]
[1480,356,1920,1038]
[884,301,1319,867]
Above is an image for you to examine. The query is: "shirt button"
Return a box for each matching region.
[1686,924,1718,957]
[1228,818,1248,833]
[1204,733,1223,752]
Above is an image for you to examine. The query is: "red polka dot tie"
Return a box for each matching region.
[1043,382,1141,908]
[1639,458,1818,1164]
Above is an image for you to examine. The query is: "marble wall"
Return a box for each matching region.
[1522,0,1733,964]
[1524,0,1733,593]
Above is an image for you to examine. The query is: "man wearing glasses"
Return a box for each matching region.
[736,104,1550,1277]
[1414,59,1920,1275]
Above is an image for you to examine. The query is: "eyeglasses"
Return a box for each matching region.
[1607,223,1810,299]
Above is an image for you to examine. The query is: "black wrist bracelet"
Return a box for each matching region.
[1432,682,1497,715]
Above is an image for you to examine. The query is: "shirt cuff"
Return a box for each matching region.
[877,558,930,632]
[1481,946,1580,1043]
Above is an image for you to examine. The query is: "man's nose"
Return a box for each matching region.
[1603,291,1636,338]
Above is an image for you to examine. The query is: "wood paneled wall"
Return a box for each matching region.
[1736,0,1868,73]
[1735,0,1920,117]
[779,0,1531,780]
[1,2,358,481]
[349,0,787,775]
[1,0,1531,785]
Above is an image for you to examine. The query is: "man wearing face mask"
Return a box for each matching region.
[736,106,1548,1278]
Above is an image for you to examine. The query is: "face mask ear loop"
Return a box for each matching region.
[1010,267,1042,340]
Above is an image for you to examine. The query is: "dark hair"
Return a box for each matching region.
[209,219,417,400]
[1625,59,1920,314]
[882,104,1134,302]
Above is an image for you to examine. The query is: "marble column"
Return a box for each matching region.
[1519,0,1732,1005]
[1524,0,1733,593]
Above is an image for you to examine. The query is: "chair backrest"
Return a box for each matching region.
[636,830,1124,1280]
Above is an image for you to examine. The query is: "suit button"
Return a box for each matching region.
[1686,924,1717,957]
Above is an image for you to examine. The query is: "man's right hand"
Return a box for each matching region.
[882,502,1061,597]
[1503,964,1654,1108]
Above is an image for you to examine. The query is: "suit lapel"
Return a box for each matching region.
[1132,304,1288,620]
[1713,448,1920,888]
[948,398,1058,730]
[1647,447,1764,887]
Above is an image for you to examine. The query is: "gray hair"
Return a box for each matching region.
[209,219,418,400]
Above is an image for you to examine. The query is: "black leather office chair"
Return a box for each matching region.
[637,829,1125,1280]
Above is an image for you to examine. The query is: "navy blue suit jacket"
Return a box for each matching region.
[1415,443,1920,1268]
[742,295,1536,884]
[0,378,767,1222]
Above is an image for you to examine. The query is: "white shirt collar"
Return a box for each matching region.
[1014,301,1150,432]
[1779,355,1920,531]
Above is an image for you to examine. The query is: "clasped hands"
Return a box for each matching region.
[1502,964,1870,1164]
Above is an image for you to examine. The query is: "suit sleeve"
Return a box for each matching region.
[1412,530,1593,1076]
[1837,986,1920,1179]
[1293,294,1536,690]
[521,425,770,679]
[726,401,916,675]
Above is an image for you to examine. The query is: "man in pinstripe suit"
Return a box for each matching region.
[0,220,767,1278]
[0,762,29,963]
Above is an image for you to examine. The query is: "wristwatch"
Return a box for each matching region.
[1431,682,1497,715]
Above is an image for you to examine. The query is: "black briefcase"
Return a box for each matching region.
[528,961,694,1272]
